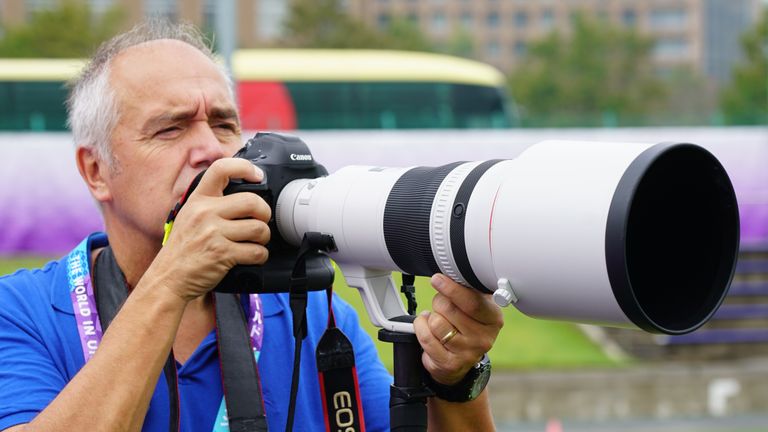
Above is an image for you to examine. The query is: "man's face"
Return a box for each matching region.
[102,39,242,243]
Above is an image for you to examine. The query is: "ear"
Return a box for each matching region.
[76,145,112,203]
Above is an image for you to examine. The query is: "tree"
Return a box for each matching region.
[278,0,434,51]
[443,28,475,58]
[381,17,432,52]
[279,0,386,49]
[508,14,666,127]
[720,9,768,125]
[0,0,124,58]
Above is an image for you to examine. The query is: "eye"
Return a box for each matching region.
[155,126,182,138]
[214,123,238,133]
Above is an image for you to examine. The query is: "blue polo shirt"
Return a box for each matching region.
[0,246,392,431]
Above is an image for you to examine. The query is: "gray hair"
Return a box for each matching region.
[66,19,232,165]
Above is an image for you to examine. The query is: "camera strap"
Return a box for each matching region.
[316,286,366,432]
[214,292,268,432]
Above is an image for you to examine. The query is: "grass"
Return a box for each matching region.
[0,257,626,371]
[333,270,625,371]
[0,257,54,277]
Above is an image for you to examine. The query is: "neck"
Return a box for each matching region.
[102,221,162,290]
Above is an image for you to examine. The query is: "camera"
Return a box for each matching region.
[218,132,739,336]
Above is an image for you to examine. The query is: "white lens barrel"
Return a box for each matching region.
[277,165,410,271]
[276,140,739,335]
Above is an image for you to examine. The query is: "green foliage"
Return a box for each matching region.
[0,0,124,58]
[380,17,432,52]
[279,0,435,52]
[654,66,719,126]
[720,9,768,125]
[279,0,386,49]
[509,14,666,127]
[437,27,475,58]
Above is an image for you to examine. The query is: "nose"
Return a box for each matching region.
[188,123,226,169]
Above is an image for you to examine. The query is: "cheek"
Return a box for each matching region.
[223,139,244,156]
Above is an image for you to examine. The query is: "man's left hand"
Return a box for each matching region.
[413,274,504,385]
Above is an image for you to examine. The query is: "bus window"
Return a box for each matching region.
[450,84,511,128]
[0,81,69,131]
[282,82,510,129]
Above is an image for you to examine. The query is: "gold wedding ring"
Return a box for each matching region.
[440,328,458,345]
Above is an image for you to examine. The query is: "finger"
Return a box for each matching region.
[430,299,497,355]
[425,308,461,349]
[193,158,264,197]
[415,312,470,385]
[227,240,270,266]
[431,274,502,326]
[413,311,450,360]
[220,218,271,245]
[431,292,489,337]
[217,192,272,221]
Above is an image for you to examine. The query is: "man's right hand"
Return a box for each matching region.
[149,158,272,302]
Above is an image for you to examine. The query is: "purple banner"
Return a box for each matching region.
[0,127,766,255]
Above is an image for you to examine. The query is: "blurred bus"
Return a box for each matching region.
[0,49,513,131]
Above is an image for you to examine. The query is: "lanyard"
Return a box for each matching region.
[67,234,107,362]
[66,233,265,431]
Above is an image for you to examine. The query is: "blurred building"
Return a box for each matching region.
[346,0,763,83]
[0,0,763,82]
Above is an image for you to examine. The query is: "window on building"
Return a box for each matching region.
[514,11,528,28]
[514,40,527,57]
[255,0,288,40]
[431,11,446,33]
[541,9,555,29]
[89,0,115,16]
[25,0,56,11]
[377,13,391,30]
[653,37,689,59]
[622,9,637,27]
[650,9,687,29]
[202,0,216,34]
[144,0,176,21]
[486,40,500,58]
[24,0,56,19]
[460,11,473,29]
[597,9,608,22]
[486,11,500,28]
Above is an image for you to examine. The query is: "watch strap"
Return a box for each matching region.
[425,353,491,403]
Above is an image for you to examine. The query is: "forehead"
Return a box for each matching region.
[109,39,234,115]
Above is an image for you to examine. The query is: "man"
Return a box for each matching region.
[0,21,502,431]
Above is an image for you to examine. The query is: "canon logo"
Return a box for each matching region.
[290,153,313,161]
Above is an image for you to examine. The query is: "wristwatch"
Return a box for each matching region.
[425,354,491,402]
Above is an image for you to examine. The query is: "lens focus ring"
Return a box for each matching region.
[430,162,483,286]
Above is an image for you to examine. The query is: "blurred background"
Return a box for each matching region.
[0,1,766,431]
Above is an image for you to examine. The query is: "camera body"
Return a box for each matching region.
[216,132,333,294]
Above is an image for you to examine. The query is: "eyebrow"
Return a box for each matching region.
[141,106,240,133]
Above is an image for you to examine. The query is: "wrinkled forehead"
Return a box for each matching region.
[108,39,234,113]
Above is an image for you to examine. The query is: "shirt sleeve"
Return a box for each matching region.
[0,278,68,430]
[332,294,393,432]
